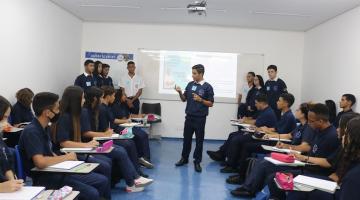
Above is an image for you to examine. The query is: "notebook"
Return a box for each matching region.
[61,148,94,152]
[0,186,45,200]
[119,122,141,127]
[261,145,301,155]
[230,121,252,128]
[48,161,84,170]
[264,157,306,167]
[252,135,291,143]
[293,175,338,194]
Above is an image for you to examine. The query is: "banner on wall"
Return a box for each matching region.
[85,51,135,86]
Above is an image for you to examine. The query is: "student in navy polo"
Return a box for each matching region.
[10,88,34,126]
[264,65,287,120]
[284,112,360,200]
[228,93,297,182]
[18,92,109,200]
[98,86,149,178]
[93,61,103,87]
[81,86,153,192]
[111,88,153,168]
[99,64,114,87]
[74,59,96,91]
[231,103,339,198]
[0,95,24,193]
[207,93,276,170]
[334,93,356,127]
[52,86,112,197]
[244,74,265,118]
[174,64,214,173]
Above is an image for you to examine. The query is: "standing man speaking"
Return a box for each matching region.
[175,64,214,173]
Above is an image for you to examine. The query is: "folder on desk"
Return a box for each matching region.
[0,186,45,200]
[48,161,84,170]
[293,175,338,194]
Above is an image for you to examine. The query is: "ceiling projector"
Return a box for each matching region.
[187,1,207,15]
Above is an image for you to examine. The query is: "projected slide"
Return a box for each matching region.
[159,50,238,98]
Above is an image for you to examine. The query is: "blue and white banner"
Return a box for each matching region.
[84,51,135,86]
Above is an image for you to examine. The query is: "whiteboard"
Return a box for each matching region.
[137,49,265,103]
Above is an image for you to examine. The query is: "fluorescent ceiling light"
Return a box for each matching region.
[80,4,141,9]
[251,11,311,17]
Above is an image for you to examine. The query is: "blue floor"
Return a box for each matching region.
[111,138,252,200]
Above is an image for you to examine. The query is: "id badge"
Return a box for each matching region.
[191,85,197,91]
[86,81,91,87]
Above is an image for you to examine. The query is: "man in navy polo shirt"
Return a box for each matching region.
[264,65,287,120]
[231,103,339,198]
[74,59,96,91]
[174,64,214,173]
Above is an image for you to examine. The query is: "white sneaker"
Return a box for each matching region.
[139,157,154,169]
[126,185,144,193]
[135,176,154,187]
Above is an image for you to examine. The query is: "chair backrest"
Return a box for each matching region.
[14,145,26,180]
[141,103,161,116]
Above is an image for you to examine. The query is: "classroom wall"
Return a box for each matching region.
[82,23,305,139]
[302,6,360,112]
[0,0,82,102]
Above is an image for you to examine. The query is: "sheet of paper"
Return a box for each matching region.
[294,175,338,194]
[48,161,84,170]
[261,145,301,154]
[264,157,306,167]
[0,186,45,200]
[61,148,94,152]
[120,123,141,127]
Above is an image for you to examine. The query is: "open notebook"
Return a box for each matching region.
[294,175,339,194]
[0,186,45,200]
[261,145,302,155]
[48,161,84,170]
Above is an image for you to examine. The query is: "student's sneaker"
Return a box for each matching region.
[126,185,144,193]
[139,157,154,169]
[135,176,154,187]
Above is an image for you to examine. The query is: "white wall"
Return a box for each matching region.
[302,6,360,112]
[0,0,82,102]
[82,23,304,139]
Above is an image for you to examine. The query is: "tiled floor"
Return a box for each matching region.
[111,138,253,200]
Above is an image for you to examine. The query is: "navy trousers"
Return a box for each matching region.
[181,115,206,163]
[133,127,151,160]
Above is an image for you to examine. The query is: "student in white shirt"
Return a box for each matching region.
[119,61,145,114]
[237,72,255,118]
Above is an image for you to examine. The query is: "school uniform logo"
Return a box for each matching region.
[266,86,270,91]
[295,131,301,138]
[312,144,318,154]
[86,81,91,87]
[273,86,278,91]
[198,89,205,96]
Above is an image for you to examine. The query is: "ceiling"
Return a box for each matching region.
[51,0,360,31]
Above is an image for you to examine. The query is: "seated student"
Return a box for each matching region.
[207,93,277,172]
[74,59,96,91]
[100,64,114,87]
[244,74,265,118]
[282,112,360,200]
[10,88,34,127]
[227,102,310,185]
[93,61,103,87]
[18,92,109,200]
[51,86,112,196]
[223,93,296,175]
[230,103,340,198]
[111,88,152,168]
[0,95,24,193]
[334,93,356,127]
[82,86,153,192]
[97,86,150,175]
[237,72,255,118]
